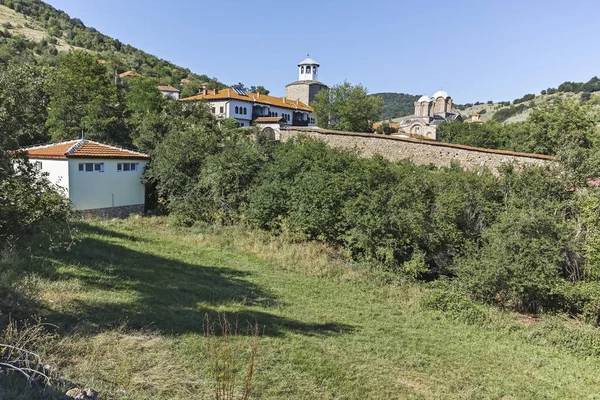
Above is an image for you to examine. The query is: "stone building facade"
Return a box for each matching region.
[399,90,462,140]
[285,55,328,106]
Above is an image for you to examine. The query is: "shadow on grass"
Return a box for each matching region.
[4,222,355,338]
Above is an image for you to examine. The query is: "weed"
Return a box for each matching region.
[203,314,259,400]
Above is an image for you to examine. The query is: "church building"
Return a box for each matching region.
[399,90,462,140]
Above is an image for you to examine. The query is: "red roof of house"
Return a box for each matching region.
[21,139,150,160]
[181,88,313,112]
[119,71,141,78]
[254,117,284,123]
[157,85,180,92]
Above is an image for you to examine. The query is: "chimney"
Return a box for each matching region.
[257,92,260,98]
[214,89,218,95]
[282,97,286,103]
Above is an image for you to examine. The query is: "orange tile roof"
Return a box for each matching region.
[119,71,141,78]
[21,139,150,160]
[254,117,284,123]
[181,88,313,112]
[157,85,180,92]
[373,122,401,130]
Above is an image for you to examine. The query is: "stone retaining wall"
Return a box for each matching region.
[280,127,553,173]
[78,204,145,219]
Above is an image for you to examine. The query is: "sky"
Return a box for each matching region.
[45,0,600,104]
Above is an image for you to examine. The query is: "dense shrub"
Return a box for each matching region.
[0,152,72,253]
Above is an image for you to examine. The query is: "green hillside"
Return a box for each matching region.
[0,0,223,88]
[371,92,420,120]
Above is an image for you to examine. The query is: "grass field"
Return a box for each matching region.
[3,217,600,399]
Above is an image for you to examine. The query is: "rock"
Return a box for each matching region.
[65,388,99,400]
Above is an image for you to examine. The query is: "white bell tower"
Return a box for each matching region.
[298,54,319,81]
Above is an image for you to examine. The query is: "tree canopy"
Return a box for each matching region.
[312,81,383,132]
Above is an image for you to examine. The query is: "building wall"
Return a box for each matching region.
[205,98,311,127]
[286,82,327,106]
[279,127,552,174]
[161,91,180,100]
[29,158,70,195]
[68,158,148,211]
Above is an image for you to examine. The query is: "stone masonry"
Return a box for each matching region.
[78,204,145,219]
[279,127,553,173]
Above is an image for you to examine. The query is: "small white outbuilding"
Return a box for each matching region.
[21,139,150,217]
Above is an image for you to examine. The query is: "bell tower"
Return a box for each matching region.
[286,54,328,106]
[298,54,319,81]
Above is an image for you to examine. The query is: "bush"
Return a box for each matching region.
[0,153,73,253]
[421,287,488,325]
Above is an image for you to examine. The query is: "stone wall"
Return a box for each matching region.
[78,204,145,219]
[280,127,553,173]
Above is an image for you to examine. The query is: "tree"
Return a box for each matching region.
[0,64,50,147]
[312,81,383,133]
[180,81,201,98]
[124,77,169,151]
[45,50,124,144]
[250,85,269,95]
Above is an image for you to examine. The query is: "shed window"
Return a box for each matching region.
[34,161,42,171]
[117,162,139,172]
[79,162,104,172]
[235,106,239,114]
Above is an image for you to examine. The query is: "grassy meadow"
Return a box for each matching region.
[3,217,600,399]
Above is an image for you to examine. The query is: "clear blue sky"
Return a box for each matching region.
[45,0,600,103]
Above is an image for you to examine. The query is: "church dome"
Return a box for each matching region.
[417,95,431,103]
[299,55,319,66]
[432,90,450,99]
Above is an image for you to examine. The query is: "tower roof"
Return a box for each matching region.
[298,54,319,66]
[417,95,431,103]
[432,90,450,99]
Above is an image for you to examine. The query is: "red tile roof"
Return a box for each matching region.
[157,85,180,92]
[119,71,141,78]
[181,88,313,112]
[21,139,150,160]
[254,117,284,123]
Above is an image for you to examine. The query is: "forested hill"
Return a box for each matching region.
[371,92,420,120]
[0,0,224,89]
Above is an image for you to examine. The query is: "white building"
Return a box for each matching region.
[180,58,326,127]
[157,85,181,100]
[21,139,150,217]
[181,86,315,128]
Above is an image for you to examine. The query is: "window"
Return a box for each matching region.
[235,106,239,114]
[117,162,139,172]
[34,161,42,171]
[313,67,317,74]
[211,107,216,113]
[244,107,247,115]
[301,66,304,74]
[78,162,104,172]
[306,66,311,74]
[220,106,224,114]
